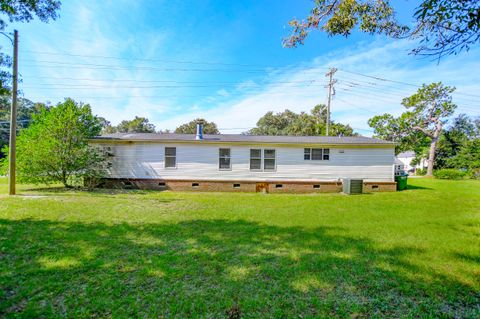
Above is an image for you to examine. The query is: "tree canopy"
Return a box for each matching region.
[284,0,480,59]
[369,82,457,176]
[0,0,61,94]
[0,96,49,155]
[247,105,357,136]
[174,118,220,134]
[103,116,156,133]
[1,98,106,187]
[434,114,480,169]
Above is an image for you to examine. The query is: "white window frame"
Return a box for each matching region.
[304,148,330,161]
[219,148,232,171]
[250,149,262,171]
[263,149,276,172]
[249,148,276,172]
[164,147,177,169]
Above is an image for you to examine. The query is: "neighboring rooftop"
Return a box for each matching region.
[93,133,394,145]
[397,151,416,157]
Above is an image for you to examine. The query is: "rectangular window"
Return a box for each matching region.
[219,148,231,170]
[312,148,323,160]
[264,149,276,171]
[323,148,330,160]
[165,147,176,168]
[304,148,311,160]
[250,149,262,170]
[304,148,330,161]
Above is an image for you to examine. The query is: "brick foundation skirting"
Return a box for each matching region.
[363,181,397,193]
[97,178,396,193]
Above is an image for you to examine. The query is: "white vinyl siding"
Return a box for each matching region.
[100,142,395,182]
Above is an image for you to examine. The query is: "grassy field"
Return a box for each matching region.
[0,178,479,318]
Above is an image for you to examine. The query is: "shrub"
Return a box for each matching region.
[415,168,427,176]
[433,169,467,180]
[466,168,480,180]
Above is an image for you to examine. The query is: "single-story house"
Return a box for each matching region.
[91,125,397,193]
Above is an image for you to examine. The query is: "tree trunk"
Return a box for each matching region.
[426,138,437,176]
[62,170,69,188]
[426,123,442,176]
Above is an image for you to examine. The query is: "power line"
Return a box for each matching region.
[20,76,320,85]
[21,50,290,68]
[337,68,480,99]
[337,76,480,104]
[20,83,325,89]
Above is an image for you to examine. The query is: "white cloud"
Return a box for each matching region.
[16,2,479,135]
[155,39,480,135]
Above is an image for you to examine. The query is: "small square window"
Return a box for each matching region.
[323,149,330,160]
[233,183,240,188]
[372,185,379,189]
[304,148,311,160]
[312,148,322,160]
[313,184,320,189]
[158,182,166,187]
[264,159,276,171]
[250,158,261,170]
[192,183,199,188]
[165,157,176,168]
[250,149,261,158]
[275,184,283,188]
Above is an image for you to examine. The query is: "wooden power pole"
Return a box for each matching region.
[8,30,18,195]
[325,67,337,136]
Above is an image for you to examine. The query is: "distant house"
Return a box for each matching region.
[396,151,427,174]
[91,125,397,193]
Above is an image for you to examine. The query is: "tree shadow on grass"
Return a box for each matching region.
[0,219,478,318]
[405,184,432,190]
[22,186,153,196]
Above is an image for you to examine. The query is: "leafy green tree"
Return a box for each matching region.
[175,118,220,134]
[1,98,106,187]
[369,82,456,176]
[434,114,479,168]
[105,116,156,133]
[248,105,357,136]
[0,0,61,94]
[367,113,430,155]
[284,0,480,59]
[447,138,480,170]
[0,96,49,155]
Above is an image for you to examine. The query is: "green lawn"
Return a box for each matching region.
[0,178,479,318]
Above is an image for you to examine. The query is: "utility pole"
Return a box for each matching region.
[8,30,18,195]
[325,67,337,136]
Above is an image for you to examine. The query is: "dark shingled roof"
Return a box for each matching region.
[94,133,394,145]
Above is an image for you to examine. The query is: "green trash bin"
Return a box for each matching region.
[395,173,408,191]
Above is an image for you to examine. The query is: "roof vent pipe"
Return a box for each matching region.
[196,123,203,140]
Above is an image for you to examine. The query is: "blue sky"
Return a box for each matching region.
[5,0,480,134]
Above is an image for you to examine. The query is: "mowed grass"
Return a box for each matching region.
[0,178,479,318]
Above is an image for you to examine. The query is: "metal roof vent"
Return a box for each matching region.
[195,123,203,140]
